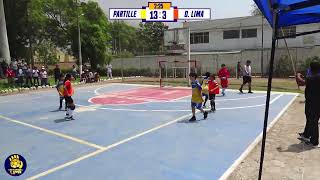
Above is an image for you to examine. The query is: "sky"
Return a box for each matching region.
[98,0,255,27]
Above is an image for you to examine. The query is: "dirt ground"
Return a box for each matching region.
[228,94,320,180]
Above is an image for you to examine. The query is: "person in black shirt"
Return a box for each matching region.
[299,61,320,148]
[54,64,61,83]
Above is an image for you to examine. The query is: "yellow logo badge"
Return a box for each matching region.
[4,154,27,176]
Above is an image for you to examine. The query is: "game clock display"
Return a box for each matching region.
[143,2,176,22]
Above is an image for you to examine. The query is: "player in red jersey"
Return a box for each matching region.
[208,74,220,112]
[64,74,75,120]
[218,64,230,96]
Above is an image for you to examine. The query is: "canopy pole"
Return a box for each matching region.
[258,8,278,180]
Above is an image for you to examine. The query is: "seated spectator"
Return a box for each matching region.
[88,70,94,83]
[94,72,100,82]
[80,72,87,83]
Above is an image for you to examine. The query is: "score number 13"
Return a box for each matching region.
[150,11,167,19]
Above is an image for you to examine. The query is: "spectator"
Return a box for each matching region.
[17,65,25,87]
[0,61,7,78]
[33,66,40,86]
[94,72,100,82]
[6,66,15,85]
[54,64,61,83]
[88,70,94,83]
[237,61,242,79]
[11,59,18,74]
[25,65,33,87]
[299,62,320,148]
[40,66,48,86]
[106,63,113,79]
[72,65,77,80]
[0,62,3,79]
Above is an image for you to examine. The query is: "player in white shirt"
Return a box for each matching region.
[239,60,253,94]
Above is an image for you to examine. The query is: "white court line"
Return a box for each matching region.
[218,94,298,180]
[0,115,104,150]
[26,113,194,180]
[79,94,283,112]
[173,95,268,102]
[28,94,285,179]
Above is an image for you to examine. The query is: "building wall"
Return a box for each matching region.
[111,46,320,76]
[182,16,320,52]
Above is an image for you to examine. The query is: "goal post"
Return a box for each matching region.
[159,59,199,88]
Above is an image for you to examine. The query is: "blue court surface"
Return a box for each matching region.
[0,83,297,180]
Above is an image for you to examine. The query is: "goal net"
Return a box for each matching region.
[159,59,199,87]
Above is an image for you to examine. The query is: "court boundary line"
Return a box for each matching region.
[80,94,283,112]
[110,83,300,95]
[26,113,194,180]
[27,93,285,179]
[218,94,298,180]
[0,115,104,150]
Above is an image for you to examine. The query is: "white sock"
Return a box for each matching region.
[69,109,74,117]
[66,108,71,117]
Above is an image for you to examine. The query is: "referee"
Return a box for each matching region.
[239,60,253,94]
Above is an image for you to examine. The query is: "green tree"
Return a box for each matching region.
[251,3,262,16]
[138,22,168,54]
[4,0,112,69]
[34,39,59,65]
[70,1,111,69]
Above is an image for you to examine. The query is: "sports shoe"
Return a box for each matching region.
[239,88,243,93]
[248,91,253,94]
[189,116,196,122]
[305,141,320,148]
[298,133,310,142]
[203,111,208,119]
[211,108,216,112]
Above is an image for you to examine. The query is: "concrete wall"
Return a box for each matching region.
[111,46,320,76]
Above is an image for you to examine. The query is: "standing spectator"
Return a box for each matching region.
[0,61,3,79]
[72,65,77,80]
[236,61,242,79]
[106,63,113,79]
[54,64,61,83]
[17,65,25,87]
[25,65,33,87]
[0,61,7,78]
[12,59,18,74]
[239,60,253,94]
[299,62,320,148]
[6,66,15,85]
[40,66,48,86]
[218,64,230,96]
[33,66,40,86]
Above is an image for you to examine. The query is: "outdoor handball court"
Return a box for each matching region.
[0,83,297,180]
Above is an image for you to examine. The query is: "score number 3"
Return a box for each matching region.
[150,11,167,19]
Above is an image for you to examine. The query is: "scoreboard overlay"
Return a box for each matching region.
[109,2,211,22]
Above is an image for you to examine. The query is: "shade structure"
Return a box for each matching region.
[253,1,320,180]
[255,0,320,28]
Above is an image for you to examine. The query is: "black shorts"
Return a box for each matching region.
[209,94,216,100]
[243,76,252,84]
[64,96,74,104]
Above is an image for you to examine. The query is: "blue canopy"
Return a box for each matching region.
[254,0,320,28]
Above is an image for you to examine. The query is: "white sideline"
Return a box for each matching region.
[26,113,194,180]
[218,94,298,180]
[0,115,104,150]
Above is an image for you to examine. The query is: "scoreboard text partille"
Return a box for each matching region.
[109,2,211,22]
